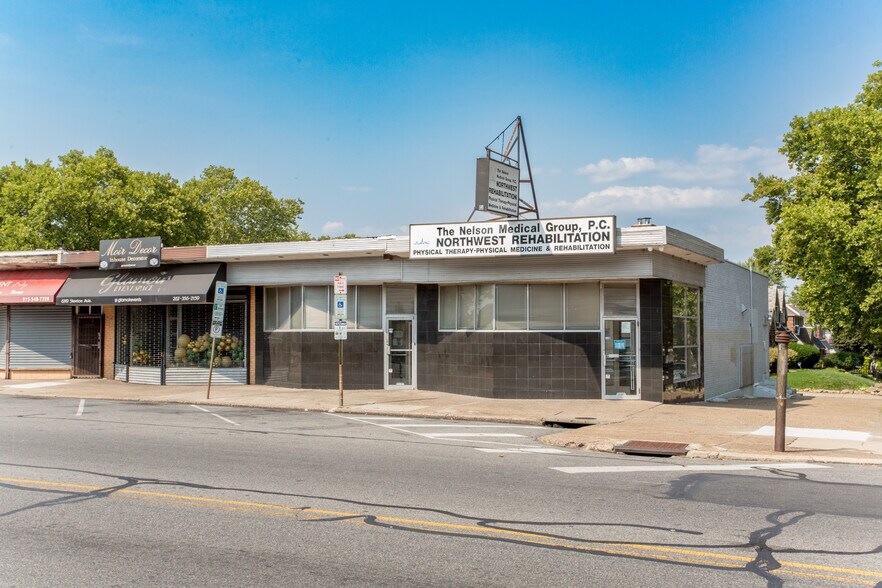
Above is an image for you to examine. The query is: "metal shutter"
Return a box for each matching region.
[0,306,7,369]
[9,306,72,369]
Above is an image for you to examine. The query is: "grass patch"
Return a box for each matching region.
[772,367,875,391]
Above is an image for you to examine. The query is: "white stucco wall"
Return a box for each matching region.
[703,261,769,399]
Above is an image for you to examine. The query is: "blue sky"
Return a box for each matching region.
[1,1,881,261]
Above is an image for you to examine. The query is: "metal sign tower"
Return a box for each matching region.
[469,115,540,221]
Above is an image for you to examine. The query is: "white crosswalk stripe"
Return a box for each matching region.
[328,413,548,448]
[424,433,526,438]
[476,447,570,454]
[550,462,830,474]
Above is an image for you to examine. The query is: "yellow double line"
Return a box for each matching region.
[3,476,880,585]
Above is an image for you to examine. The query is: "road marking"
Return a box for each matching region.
[329,413,539,447]
[189,404,240,426]
[76,399,85,416]
[5,381,69,389]
[1,475,879,585]
[551,462,831,474]
[353,417,416,421]
[398,423,546,429]
[749,426,870,442]
[424,433,527,438]
[476,447,570,454]
[356,403,427,412]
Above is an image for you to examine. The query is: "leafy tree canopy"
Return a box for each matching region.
[744,61,882,352]
[0,148,305,250]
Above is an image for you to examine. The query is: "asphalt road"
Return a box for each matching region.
[1,395,881,587]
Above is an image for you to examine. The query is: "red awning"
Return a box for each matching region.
[0,269,71,304]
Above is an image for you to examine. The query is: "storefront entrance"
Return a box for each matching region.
[72,314,103,378]
[603,319,639,398]
[385,316,414,389]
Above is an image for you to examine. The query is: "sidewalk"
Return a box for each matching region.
[3,378,882,465]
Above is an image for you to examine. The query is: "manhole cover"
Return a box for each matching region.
[614,440,690,457]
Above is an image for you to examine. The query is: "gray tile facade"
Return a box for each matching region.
[416,285,603,399]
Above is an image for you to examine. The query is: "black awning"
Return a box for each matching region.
[56,263,225,306]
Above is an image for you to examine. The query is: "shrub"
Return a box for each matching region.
[825,351,864,371]
[769,347,797,373]
[788,343,820,369]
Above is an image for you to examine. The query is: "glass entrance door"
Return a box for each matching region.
[385,316,414,389]
[603,319,639,398]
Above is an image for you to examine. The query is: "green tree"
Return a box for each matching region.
[0,158,58,250]
[182,166,306,245]
[0,149,306,250]
[47,148,203,250]
[744,61,882,352]
[740,244,785,286]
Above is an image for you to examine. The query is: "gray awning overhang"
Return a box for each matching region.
[56,263,225,306]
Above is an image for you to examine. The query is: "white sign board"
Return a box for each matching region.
[334,320,348,340]
[409,216,616,259]
[334,294,347,319]
[475,158,520,217]
[334,274,347,294]
[210,281,228,338]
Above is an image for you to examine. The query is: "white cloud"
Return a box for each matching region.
[322,221,344,233]
[577,144,788,185]
[577,157,658,182]
[341,185,374,192]
[695,144,775,164]
[556,185,741,214]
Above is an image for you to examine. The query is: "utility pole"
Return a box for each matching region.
[774,327,790,452]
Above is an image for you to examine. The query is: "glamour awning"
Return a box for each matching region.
[0,269,71,304]
[56,264,224,306]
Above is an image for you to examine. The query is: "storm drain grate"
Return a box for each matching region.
[542,416,600,429]
[613,440,690,457]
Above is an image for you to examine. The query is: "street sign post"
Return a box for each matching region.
[206,280,228,400]
[335,274,347,407]
[334,294,347,320]
[334,274,347,295]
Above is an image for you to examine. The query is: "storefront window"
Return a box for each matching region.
[477,285,494,330]
[496,285,528,330]
[565,283,600,329]
[264,285,382,331]
[167,302,247,369]
[357,286,382,329]
[439,286,457,330]
[672,283,701,382]
[439,283,600,331]
[529,284,564,330]
[457,285,477,330]
[603,283,637,316]
[129,306,163,367]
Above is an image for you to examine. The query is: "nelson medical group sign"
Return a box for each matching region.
[409,216,616,259]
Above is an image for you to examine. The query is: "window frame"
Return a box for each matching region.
[263,285,384,332]
[438,282,602,333]
[671,283,701,383]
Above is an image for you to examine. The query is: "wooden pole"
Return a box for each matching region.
[774,329,790,452]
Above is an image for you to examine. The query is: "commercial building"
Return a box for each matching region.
[0,216,768,402]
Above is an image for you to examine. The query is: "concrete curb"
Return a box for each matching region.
[543,435,882,466]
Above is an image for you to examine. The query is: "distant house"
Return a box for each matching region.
[768,286,795,343]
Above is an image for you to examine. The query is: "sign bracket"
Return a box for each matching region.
[470,115,540,222]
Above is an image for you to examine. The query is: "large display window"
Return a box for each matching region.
[114,301,247,384]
